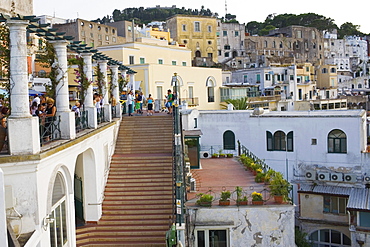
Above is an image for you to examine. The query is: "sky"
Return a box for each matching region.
[33,0,370,34]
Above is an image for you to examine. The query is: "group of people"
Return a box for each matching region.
[126,91,155,116]
[30,94,57,141]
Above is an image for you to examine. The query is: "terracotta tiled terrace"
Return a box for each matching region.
[186,157,283,206]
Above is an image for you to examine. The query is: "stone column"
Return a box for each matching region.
[81,53,97,128]
[111,65,122,118]
[50,40,76,139]
[7,19,40,155]
[98,60,112,122]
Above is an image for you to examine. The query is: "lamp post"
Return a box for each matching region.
[172,73,184,226]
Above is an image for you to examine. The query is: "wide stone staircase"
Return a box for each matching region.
[76,115,175,246]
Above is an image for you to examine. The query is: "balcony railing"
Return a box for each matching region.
[75,110,89,133]
[40,116,61,146]
[97,107,105,125]
[183,97,199,106]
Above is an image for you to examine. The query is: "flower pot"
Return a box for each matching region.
[237,201,248,206]
[252,171,257,176]
[274,195,284,204]
[219,200,230,206]
[252,200,263,205]
[198,201,212,207]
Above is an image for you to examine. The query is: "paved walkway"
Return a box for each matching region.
[186,157,276,206]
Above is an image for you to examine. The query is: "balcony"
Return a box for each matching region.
[182,97,199,107]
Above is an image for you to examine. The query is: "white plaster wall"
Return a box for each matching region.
[188,205,295,246]
[0,121,120,246]
[191,109,368,182]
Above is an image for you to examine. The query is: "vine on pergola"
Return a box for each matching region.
[0,23,10,100]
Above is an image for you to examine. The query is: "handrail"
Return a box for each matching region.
[40,116,61,146]
[75,110,89,133]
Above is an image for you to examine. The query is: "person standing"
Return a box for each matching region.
[127,91,134,116]
[166,89,173,114]
[43,98,57,142]
[32,94,40,106]
[146,94,154,116]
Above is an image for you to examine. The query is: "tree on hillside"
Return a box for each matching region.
[338,22,364,38]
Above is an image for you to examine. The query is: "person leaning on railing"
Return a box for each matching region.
[43,98,57,142]
[0,107,9,151]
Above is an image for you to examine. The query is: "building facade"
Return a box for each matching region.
[166,15,218,66]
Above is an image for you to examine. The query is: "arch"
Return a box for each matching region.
[223,130,235,150]
[309,229,350,246]
[206,76,216,87]
[273,131,286,151]
[232,50,237,58]
[74,148,99,223]
[328,129,347,153]
[195,50,201,57]
[48,169,72,247]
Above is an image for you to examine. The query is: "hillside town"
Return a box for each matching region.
[1,0,370,247]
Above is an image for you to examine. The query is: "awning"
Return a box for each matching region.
[0,89,8,96]
[29,89,43,96]
[183,130,203,137]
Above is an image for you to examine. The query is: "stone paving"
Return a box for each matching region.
[186,157,277,206]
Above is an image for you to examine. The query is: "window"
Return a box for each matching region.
[223,30,227,36]
[98,34,102,40]
[129,56,134,65]
[224,45,230,50]
[224,52,229,57]
[359,212,370,227]
[112,37,116,43]
[235,31,239,36]
[207,87,214,102]
[309,229,350,247]
[274,131,286,151]
[182,61,187,66]
[208,41,212,45]
[196,229,228,247]
[265,73,271,81]
[223,130,235,150]
[50,173,68,247]
[311,139,317,145]
[328,129,347,153]
[172,61,177,66]
[208,25,212,32]
[140,57,145,64]
[156,86,163,100]
[194,22,200,32]
[323,196,348,214]
[182,24,186,31]
[105,35,109,41]
[297,30,302,38]
[267,131,293,152]
[90,33,93,38]
[189,86,194,99]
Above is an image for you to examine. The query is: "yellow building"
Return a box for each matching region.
[316,64,338,89]
[166,15,218,65]
[99,39,223,110]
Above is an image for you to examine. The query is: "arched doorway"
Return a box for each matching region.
[223,130,235,150]
[195,50,201,57]
[50,173,68,246]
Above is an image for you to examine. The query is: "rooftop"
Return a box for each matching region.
[186,157,289,207]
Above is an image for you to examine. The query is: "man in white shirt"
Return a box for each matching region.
[32,94,40,106]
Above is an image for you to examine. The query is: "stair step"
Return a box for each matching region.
[100,214,171,220]
[102,209,173,215]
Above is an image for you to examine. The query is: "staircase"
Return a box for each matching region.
[76,115,175,246]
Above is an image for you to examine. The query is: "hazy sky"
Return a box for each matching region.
[33,0,370,34]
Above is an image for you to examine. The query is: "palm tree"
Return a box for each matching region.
[220,97,249,110]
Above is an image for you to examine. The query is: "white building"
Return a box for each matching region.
[181,107,370,246]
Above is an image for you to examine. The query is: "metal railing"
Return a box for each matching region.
[75,110,89,133]
[40,116,61,146]
[111,105,117,118]
[182,97,199,106]
[238,140,269,171]
[97,107,105,124]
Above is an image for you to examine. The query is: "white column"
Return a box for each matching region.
[50,40,76,139]
[98,60,112,122]
[0,169,7,247]
[111,65,122,118]
[7,19,40,155]
[81,53,97,128]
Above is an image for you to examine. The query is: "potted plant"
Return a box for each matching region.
[235,186,248,205]
[196,193,214,207]
[219,190,231,206]
[226,153,233,158]
[218,149,226,158]
[269,172,291,204]
[211,153,218,158]
[255,171,265,183]
[264,169,276,184]
[251,191,263,205]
